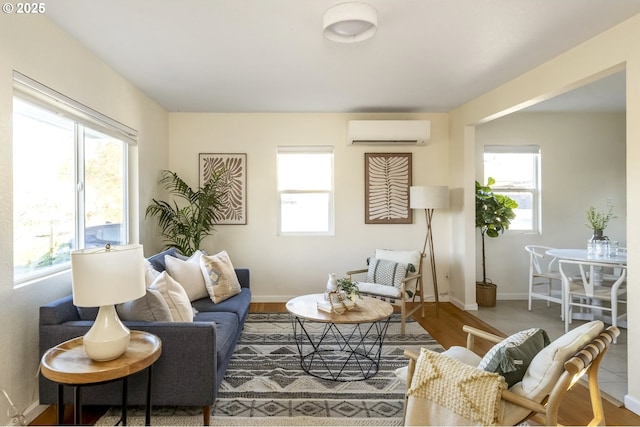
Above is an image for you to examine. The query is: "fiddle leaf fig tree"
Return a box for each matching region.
[146,169,228,255]
[475,177,518,287]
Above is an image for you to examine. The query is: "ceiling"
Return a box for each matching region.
[44,0,640,113]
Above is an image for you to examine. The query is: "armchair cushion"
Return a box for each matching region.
[357,281,402,299]
[478,328,550,387]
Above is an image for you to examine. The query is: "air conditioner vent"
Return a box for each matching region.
[347,120,430,146]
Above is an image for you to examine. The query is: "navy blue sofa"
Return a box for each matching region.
[38,248,251,425]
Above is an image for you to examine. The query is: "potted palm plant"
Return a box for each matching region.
[475,177,518,307]
[145,169,228,255]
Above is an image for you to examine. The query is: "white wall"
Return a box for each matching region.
[0,15,168,425]
[475,112,626,299]
[449,14,640,414]
[168,113,451,301]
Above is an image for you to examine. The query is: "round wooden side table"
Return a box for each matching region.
[40,330,162,426]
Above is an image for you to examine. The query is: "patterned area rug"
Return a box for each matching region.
[96,312,443,426]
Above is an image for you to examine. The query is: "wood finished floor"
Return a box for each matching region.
[32,302,640,426]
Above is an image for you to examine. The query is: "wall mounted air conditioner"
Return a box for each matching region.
[347,120,430,145]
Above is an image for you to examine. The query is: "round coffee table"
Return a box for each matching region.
[286,293,393,381]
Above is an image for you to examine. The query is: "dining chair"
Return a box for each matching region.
[525,245,563,319]
[559,259,627,343]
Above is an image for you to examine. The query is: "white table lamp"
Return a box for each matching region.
[410,185,449,313]
[71,244,146,361]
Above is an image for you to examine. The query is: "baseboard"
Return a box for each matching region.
[15,402,45,426]
[624,393,640,416]
[449,295,477,311]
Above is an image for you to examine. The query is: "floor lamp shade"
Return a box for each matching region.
[71,244,146,361]
[410,185,449,210]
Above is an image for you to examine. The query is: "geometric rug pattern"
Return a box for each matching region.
[97,312,443,426]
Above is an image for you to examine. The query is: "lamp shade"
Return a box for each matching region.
[323,2,377,43]
[410,185,449,210]
[71,244,146,307]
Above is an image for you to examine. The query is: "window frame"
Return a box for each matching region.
[12,73,136,286]
[483,145,541,234]
[277,146,335,236]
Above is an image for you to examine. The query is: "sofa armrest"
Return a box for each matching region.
[39,320,220,407]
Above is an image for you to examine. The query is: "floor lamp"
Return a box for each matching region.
[410,185,449,314]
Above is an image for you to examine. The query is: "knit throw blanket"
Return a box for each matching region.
[405,348,507,426]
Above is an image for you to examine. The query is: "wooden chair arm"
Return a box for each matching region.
[346,268,368,277]
[500,389,547,414]
[404,349,419,361]
[462,325,504,350]
[401,272,421,283]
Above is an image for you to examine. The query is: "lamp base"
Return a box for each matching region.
[83,305,130,361]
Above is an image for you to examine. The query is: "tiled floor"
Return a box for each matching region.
[473,300,627,405]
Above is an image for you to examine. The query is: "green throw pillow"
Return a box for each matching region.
[478,328,550,387]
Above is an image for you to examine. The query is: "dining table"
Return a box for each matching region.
[546,247,627,326]
[545,248,627,266]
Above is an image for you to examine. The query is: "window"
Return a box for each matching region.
[483,145,540,233]
[13,73,136,285]
[277,146,334,235]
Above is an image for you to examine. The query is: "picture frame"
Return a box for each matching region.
[199,153,247,225]
[364,153,412,224]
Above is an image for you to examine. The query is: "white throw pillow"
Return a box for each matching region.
[149,271,194,322]
[144,259,161,286]
[200,251,241,303]
[164,251,209,301]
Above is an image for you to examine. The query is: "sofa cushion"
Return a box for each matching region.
[149,271,193,322]
[116,288,173,322]
[147,247,181,272]
[192,287,252,322]
[165,250,209,301]
[194,311,240,369]
[478,328,550,387]
[200,251,242,303]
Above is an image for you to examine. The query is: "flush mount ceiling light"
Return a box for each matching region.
[323,2,377,43]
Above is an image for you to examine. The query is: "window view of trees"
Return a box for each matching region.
[13,98,126,284]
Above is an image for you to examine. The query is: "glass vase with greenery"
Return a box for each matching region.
[585,205,616,235]
[145,169,228,255]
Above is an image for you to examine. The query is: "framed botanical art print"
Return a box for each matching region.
[199,153,247,225]
[364,152,412,224]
